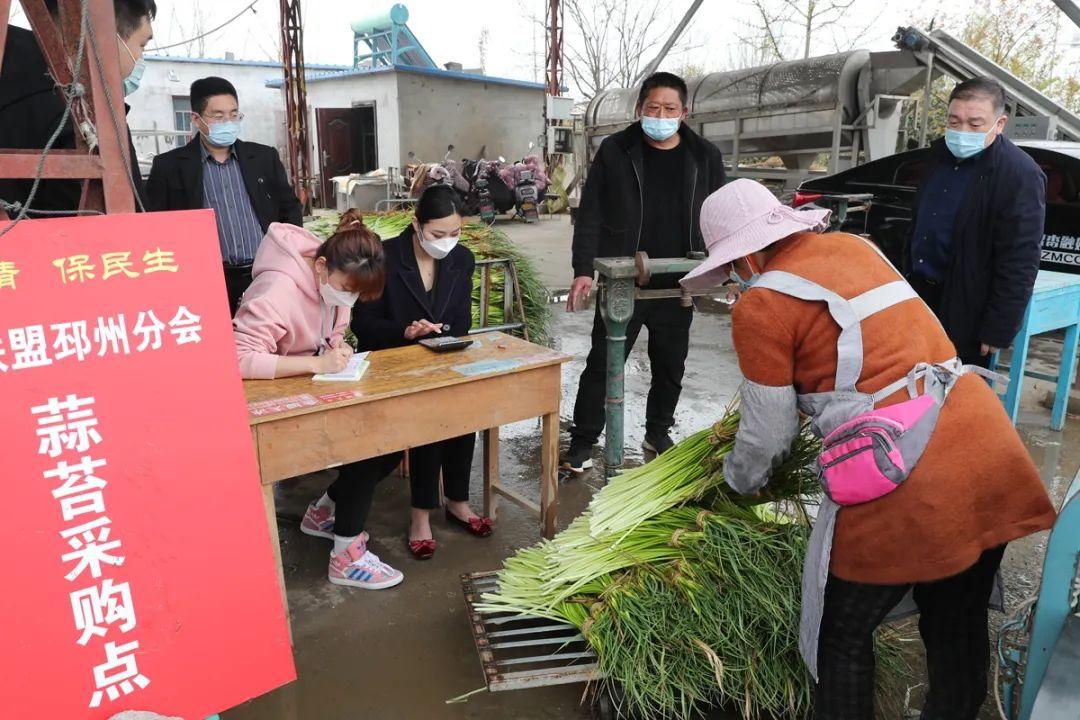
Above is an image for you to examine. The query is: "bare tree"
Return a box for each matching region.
[513,0,546,82]
[562,0,615,99]
[478,27,490,75]
[784,0,857,59]
[741,0,882,64]
[557,0,700,100]
[744,0,790,62]
[168,0,212,58]
[243,27,281,63]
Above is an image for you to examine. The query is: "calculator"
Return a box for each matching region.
[419,335,474,352]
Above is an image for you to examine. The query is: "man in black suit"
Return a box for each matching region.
[146,76,302,314]
[0,0,155,215]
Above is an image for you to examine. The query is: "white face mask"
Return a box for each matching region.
[419,227,460,260]
[318,271,359,308]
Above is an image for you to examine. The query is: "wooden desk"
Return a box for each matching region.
[244,332,569,624]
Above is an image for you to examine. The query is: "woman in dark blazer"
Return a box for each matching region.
[351,185,492,560]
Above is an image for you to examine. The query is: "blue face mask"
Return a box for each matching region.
[945,128,991,160]
[641,116,680,142]
[123,58,145,96]
[204,119,242,147]
[729,265,760,291]
[118,34,144,96]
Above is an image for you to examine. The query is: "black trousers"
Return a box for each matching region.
[907,273,991,369]
[326,452,403,537]
[570,298,693,445]
[325,434,476,535]
[408,433,476,509]
[815,545,1006,720]
[224,263,254,317]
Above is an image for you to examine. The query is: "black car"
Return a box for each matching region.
[794,140,1080,275]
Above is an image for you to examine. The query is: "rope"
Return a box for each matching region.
[0,0,91,239]
[0,201,103,217]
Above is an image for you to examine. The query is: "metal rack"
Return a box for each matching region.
[461,571,601,692]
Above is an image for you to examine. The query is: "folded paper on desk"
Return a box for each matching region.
[314,353,371,382]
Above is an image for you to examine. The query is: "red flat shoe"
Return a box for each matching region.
[445,507,494,538]
[407,537,436,560]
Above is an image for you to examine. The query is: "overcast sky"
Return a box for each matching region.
[10,0,1080,96]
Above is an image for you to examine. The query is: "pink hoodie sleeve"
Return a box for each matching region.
[234,296,290,380]
[331,308,351,347]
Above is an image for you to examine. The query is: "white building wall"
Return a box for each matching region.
[128,57,325,165]
[302,71,402,176]
[395,72,545,167]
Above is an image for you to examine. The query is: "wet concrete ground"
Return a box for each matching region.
[223,220,1080,720]
[223,300,742,720]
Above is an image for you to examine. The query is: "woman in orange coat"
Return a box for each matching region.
[680,179,1055,719]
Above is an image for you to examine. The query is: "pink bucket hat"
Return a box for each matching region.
[680,178,830,291]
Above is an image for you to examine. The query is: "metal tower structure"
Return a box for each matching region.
[279,0,312,214]
[545,0,563,98]
[0,0,136,219]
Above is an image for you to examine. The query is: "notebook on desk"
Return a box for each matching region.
[313,352,370,382]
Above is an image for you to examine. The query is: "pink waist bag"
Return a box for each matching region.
[817,394,939,506]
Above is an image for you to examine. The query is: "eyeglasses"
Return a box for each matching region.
[199,112,245,123]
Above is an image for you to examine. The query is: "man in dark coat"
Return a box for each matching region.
[147,76,302,314]
[0,0,155,215]
[562,72,726,472]
[905,77,1046,367]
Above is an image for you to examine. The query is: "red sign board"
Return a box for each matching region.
[0,211,295,718]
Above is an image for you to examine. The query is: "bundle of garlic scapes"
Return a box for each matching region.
[478,409,908,719]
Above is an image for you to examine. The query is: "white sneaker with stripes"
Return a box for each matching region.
[328,532,403,590]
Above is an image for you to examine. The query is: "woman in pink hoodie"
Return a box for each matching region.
[234,211,405,590]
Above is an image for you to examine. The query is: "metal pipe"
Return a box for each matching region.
[918,51,936,148]
[632,0,705,85]
[602,300,628,479]
[1051,0,1080,31]
[595,254,708,477]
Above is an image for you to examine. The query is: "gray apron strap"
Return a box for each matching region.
[800,498,840,681]
[849,280,918,321]
[755,273,921,394]
[754,271,863,392]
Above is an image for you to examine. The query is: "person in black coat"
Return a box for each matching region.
[0,0,155,215]
[146,77,302,315]
[350,185,491,560]
[562,72,727,472]
[905,77,1046,367]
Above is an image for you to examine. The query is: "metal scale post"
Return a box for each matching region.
[593,251,710,478]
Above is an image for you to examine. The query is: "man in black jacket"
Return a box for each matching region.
[147,76,302,314]
[905,77,1046,367]
[562,72,726,472]
[0,0,155,215]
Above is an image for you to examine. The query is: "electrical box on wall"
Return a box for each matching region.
[1006,116,1057,141]
[547,95,574,122]
[548,126,572,154]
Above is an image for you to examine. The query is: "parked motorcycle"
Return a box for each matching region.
[499,145,548,223]
[409,145,471,201]
[514,168,540,223]
[410,144,546,223]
